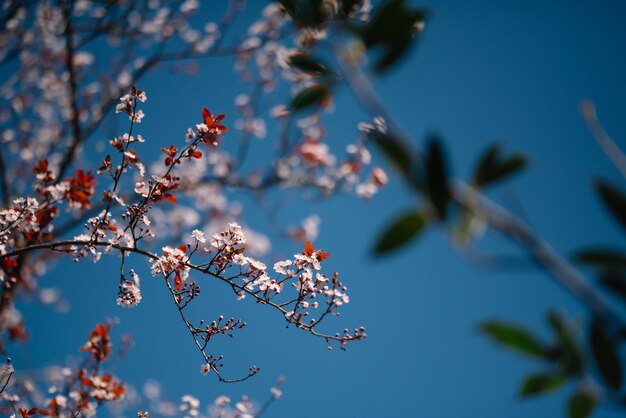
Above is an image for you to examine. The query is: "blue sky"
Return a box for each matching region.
[13,1,626,417]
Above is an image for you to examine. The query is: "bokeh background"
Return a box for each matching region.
[12,0,626,417]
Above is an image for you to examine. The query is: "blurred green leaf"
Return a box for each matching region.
[369,131,425,192]
[519,373,565,397]
[481,321,545,358]
[473,144,527,188]
[288,54,330,75]
[289,84,330,111]
[357,0,427,73]
[426,137,449,220]
[278,0,298,15]
[590,321,622,390]
[595,180,626,231]
[337,0,364,19]
[574,249,626,269]
[600,271,626,303]
[278,0,328,28]
[373,211,427,255]
[547,311,583,376]
[370,131,412,177]
[568,391,596,418]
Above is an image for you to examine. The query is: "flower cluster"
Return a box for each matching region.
[117,269,142,308]
[78,370,126,401]
[135,174,180,204]
[180,394,200,418]
[182,222,365,350]
[196,108,228,146]
[115,86,147,123]
[1,323,129,417]
[269,114,390,200]
[80,322,112,362]
[151,244,190,291]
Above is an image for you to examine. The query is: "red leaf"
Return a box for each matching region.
[202,107,211,121]
[165,194,177,204]
[175,274,182,291]
[317,250,331,261]
[304,241,314,256]
[96,323,108,337]
[303,241,330,261]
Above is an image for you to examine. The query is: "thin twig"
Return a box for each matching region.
[580,100,626,180]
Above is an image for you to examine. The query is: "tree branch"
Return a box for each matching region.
[333,41,626,330]
[57,0,83,181]
[0,238,360,367]
[580,100,626,180]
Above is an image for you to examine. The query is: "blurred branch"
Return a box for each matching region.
[235,79,264,169]
[58,0,83,180]
[580,100,626,180]
[451,181,621,327]
[0,145,9,206]
[452,245,536,272]
[334,42,625,330]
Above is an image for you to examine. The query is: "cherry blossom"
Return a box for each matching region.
[0,2,405,416]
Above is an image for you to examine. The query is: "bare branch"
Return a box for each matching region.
[580,100,626,180]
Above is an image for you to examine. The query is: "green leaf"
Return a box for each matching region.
[357,0,427,73]
[473,144,527,188]
[519,373,565,397]
[278,0,328,28]
[426,137,449,220]
[373,211,427,255]
[590,321,622,390]
[595,180,626,231]
[288,54,330,75]
[369,131,424,192]
[600,271,626,303]
[278,0,298,15]
[480,321,545,358]
[473,145,498,185]
[574,249,626,269]
[289,84,329,111]
[568,391,596,418]
[337,0,364,19]
[547,311,583,376]
[369,131,412,176]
